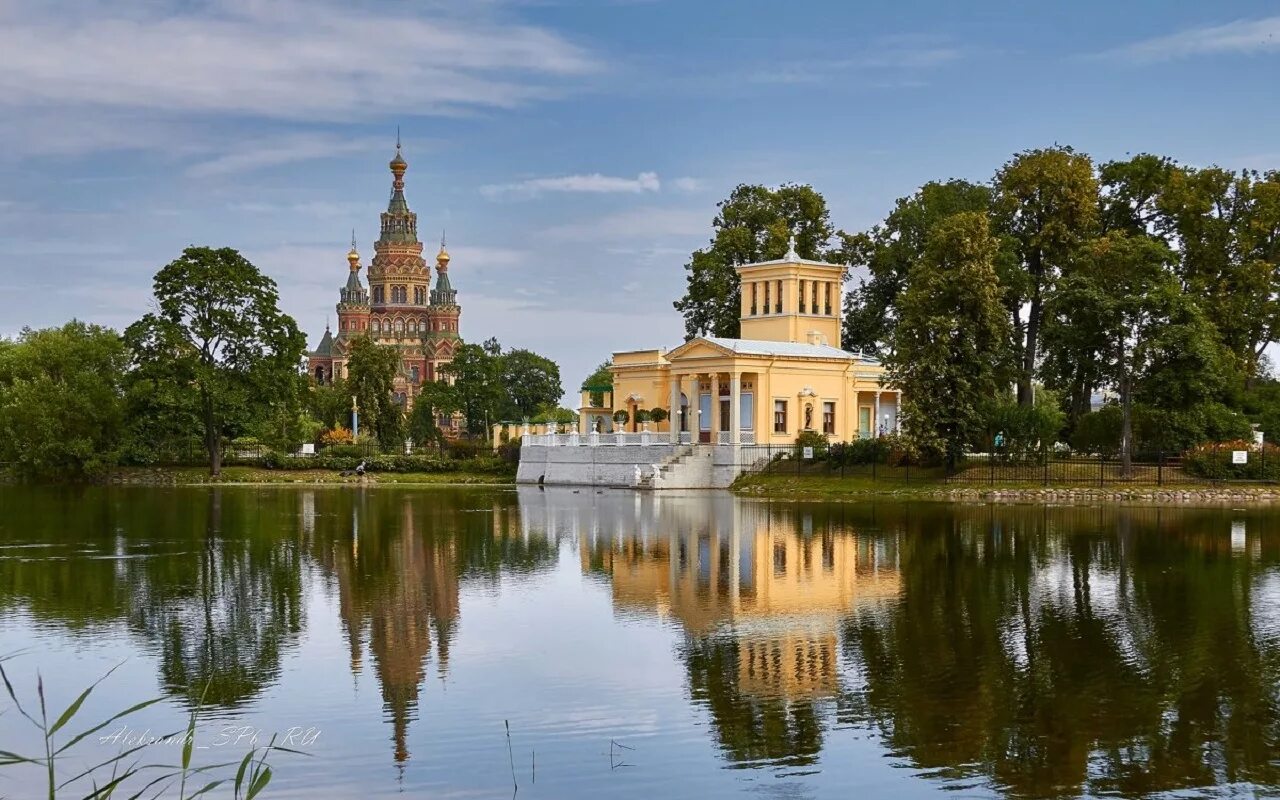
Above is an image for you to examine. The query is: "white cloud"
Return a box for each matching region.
[743,34,964,85]
[480,171,660,198]
[188,134,389,177]
[0,0,599,124]
[671,177,703,193]
[541,206,708,242]
[1102,16,1280,62]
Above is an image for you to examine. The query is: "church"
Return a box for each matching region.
[306,140,461,411]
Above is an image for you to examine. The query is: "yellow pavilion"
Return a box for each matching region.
[580,238,900,444]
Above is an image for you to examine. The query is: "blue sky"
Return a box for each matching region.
[1,0,1278,403]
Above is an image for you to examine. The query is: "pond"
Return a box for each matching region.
[2,486,1279,798]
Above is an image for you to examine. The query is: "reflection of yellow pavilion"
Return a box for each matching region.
[573,492,899,699]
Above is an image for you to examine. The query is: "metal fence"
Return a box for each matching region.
[742,443,1278,486]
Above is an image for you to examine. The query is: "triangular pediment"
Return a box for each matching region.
[666,337,736,361]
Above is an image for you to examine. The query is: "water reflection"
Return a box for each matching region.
[569,491,899,768]
[5,487,1280,798]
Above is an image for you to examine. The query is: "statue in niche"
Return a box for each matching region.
[804,403,814,430]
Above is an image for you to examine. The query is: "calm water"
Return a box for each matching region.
[2,487,1280,799]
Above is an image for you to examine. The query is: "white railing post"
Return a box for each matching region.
[589,431,599,446]
[641,429,650,446]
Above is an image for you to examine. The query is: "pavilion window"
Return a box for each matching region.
[823,401,835,434]
[410,365,420,384]
[824,282,832,315]
[373,286,384,304]
[414,286,425,305]
[812,281,819,314]
[763,282,771,314]
[774,400,787,433]
[775,280,783,313]
[799,279,806,313]
[750,283,758,316]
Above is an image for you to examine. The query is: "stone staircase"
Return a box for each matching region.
[635,445,714,489]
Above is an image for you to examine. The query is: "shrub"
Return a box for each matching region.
[979,393,1064,456]
[793,430,829,460]
[1071,405,1123,456]
[497,438,522,464]
[323,443,366,459]
[445,438,488,460]
[649,407,668,424]
[319,426,354,447]
[1183,440,1280,481]
[613,409,629,425]
[634,409,651,424]
[829,437,888,465]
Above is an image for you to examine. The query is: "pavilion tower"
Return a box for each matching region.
[736,236,843,347]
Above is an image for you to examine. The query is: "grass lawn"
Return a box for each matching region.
[112,466,515,486]
[732,470,1276,501]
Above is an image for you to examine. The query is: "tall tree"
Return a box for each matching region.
[1157,166,1280,386]
[1044,233,1181,473]
[675,184,838,339]
[843,179,1002,355]
[887,212,1014,466]
[441,340,505,435]
[0,322,129,480]
[501,348,563,418]
[407,378,459,448]
[125,247,305,476]
[994,147,1099,405]
[346,336,403,448]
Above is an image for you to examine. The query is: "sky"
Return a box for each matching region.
[1,0,1278,406]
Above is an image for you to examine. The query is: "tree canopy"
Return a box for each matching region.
[124,247,305,476]
[674,184,843,339]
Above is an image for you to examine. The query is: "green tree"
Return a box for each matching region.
[441,340,505,435]
[0,322,129,480]
[407,378,459,448]
[843,180,1001,354]
[994,147,1099,406]
[887,212,1014,465]
[675,184,839,339]
[501,348,563,418]
[346,336,403,449]
[1157,166,1280,387]
[125,247,305,476]
[1045,232,1221,471]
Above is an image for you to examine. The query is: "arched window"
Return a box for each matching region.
[408,319,417,333]
[394,318,404,333]
[314,365,325,385]
[372,319,381,333]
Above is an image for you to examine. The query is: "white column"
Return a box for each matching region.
[690,374,700,442]
[710,373,721,443]
[730,370,742,445]
[874,391,882,438]
[669,373,681,444]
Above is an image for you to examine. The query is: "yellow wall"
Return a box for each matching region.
[737,260,843,347]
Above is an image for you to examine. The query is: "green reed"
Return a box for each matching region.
[0,655,301,799]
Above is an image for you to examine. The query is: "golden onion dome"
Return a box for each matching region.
[436,246,450,266]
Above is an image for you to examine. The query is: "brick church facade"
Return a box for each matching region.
[306,141,461,412]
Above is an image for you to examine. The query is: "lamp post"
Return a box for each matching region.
[351,395,359,439]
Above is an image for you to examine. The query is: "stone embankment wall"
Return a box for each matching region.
[517,444,680,487]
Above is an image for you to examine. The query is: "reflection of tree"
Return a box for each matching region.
[130,489,305,707]
[0,487,305,708]
[842,504,1280,798]
[682,635,824,767]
